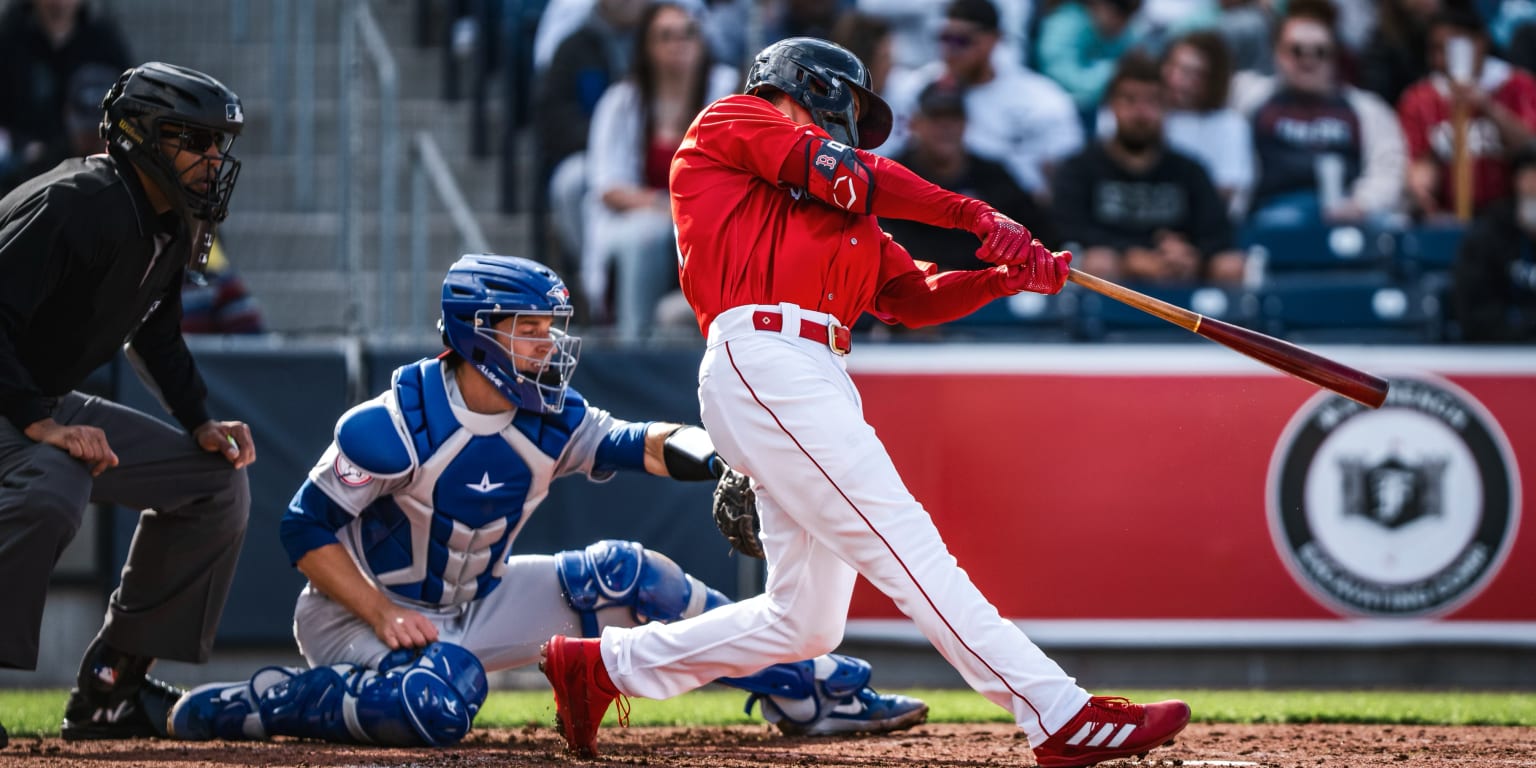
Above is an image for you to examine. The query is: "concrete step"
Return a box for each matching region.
[231,146,506,215]
[228,95,500,159]
[113,0,428,57]
[222,211,530,271]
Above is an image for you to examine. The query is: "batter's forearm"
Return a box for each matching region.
[297,543,395,624]
[873,268,1011,328]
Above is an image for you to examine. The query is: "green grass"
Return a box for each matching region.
[5,688,1533,738]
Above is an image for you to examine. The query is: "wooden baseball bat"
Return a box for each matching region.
[1067,269,1389,408]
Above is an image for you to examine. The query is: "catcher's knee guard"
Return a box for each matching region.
[556,539,730,637]
[172,642,488,746]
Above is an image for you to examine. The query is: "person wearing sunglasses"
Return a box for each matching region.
[883,0,1083,203]
[1232,0,1405,227]
[0,62,253,741]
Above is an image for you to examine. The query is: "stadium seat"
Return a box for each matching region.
[1238,221,1396,275]
[946,291,1072,341]
[1256,274,1434,344]
[1396,222,1467,277]
[1072,283,1253,342]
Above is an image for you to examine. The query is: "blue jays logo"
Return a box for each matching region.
[1268,376,1517,617]
[546,284,570,306]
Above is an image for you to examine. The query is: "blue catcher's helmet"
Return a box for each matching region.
[440,255,581,414]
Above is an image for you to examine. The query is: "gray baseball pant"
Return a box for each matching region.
[0,392,249,669]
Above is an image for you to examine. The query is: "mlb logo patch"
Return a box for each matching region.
[226,103,244,124]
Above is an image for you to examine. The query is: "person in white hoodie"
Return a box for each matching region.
[583,1,738,341]
[1230,0,1405,227]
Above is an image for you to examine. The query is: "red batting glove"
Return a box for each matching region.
[968,210,1035,266]
[1000,243,1072,295]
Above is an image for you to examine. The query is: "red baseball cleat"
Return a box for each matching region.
[540,635,627,758]
[1032,696,1190,768]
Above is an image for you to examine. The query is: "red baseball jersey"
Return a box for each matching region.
[670,94,1014,334]
[1398,69,1536,211]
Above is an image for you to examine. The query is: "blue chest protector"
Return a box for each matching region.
[338,358,590,606]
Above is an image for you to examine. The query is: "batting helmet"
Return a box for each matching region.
[101,63,244,229]
[744,37,893,150]
[439,255,582,414]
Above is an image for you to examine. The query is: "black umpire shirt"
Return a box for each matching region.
[0,154,210,433]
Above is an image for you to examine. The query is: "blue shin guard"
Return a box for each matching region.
[722,653,929,736]
[169,642,488,746]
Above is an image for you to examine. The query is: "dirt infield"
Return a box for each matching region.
[4,723,1534,767]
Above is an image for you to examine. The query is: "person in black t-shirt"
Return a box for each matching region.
[884,78,1057,272]
[1454,145,1536,342]
[1053,53,1244,285]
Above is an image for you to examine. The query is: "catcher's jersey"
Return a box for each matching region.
[280,357,647,607]
[671,94,920,332]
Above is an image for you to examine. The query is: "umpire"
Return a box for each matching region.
[0,63,254,740]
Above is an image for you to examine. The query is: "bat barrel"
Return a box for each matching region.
[1196,315,1389,408]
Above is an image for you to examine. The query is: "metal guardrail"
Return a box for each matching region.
[409,131,491,333]
[339,0,399,335]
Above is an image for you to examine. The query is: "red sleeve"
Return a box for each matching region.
[691,94,816,183]
[776,135,990,230]
[868,234,1010,328]
[1397,83,1437,159]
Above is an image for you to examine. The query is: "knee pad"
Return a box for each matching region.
[254,642,488,746]
[555,539,726,637]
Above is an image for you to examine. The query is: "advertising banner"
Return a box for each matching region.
[843,346,1534,647]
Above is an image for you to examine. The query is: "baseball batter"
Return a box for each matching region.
[540,39,1191,767]
[167,255,926,746]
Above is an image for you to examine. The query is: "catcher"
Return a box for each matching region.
[167,254,924,746]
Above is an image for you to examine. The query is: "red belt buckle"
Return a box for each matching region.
[826,322,851,356]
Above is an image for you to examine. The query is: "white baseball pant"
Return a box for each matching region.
[600,303,1091,744]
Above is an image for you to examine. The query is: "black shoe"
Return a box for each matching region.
[61,675,184,740]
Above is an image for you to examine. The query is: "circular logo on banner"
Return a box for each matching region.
[1268,376,1519,617]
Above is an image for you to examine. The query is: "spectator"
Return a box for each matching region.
[1453,144,1536,341]
[1399,8,1536,220]
[181,239,266,335]
[1233,0,1406,227]
[861,0,1030,70]
[1054,54,1244,284]
[832,11,897,96]
[882,78,1058,271]
[1360,0,1442,107]
[0,0,131,195]
[585,1,738,342]
[758,0,850,43]
[1217,0,1274,75]
[884,0,1083,199]
[1,60,115,190]
[1035,0,1148,118]
[1136,0,1220,51]
[537,0,646,278]
[1101,29,1253,215]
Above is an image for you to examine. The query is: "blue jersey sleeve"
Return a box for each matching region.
[593,420,651,474]
[279,477,357,565]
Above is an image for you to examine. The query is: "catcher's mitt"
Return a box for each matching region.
[712,467,764,559]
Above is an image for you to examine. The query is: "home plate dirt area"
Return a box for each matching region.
[2,723,1533,767]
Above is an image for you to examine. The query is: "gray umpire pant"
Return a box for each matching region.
[0,392,249,670]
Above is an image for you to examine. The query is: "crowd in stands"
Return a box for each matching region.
[3,0,1532,343]
[518,0,1536,343]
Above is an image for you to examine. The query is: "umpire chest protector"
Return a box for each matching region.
[334,358,590,606]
